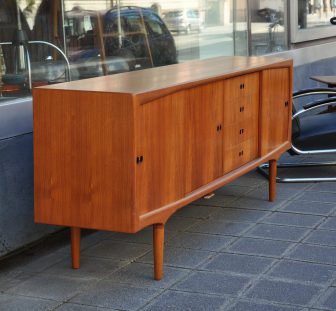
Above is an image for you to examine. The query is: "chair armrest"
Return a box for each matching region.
[303,96,336,110]
[293,88,336,99]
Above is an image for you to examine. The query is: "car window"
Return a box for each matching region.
[125,12,145,33]
[105,14,126,35]
[144,14,164,35]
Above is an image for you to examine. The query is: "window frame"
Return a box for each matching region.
[290,0,336,43]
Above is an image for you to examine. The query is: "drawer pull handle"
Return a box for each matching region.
[216,125,222,132]
[239,83,245,90]
[239,150,244,157]
[240,106,245,112]
[284,101,289,107]
[239,128,245,135]
[136,156,144,164]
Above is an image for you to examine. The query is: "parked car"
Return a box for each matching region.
[163,9,203,34]
[104,6,177,70]
[65,6,177,79]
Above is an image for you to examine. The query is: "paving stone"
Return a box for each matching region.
[262,212,324,228]
[137,246,212,268]
[281,201,336,216]
[268,260,336,284]
[310,183,336,193]
[227,237,292,257]
[173,271,250,295]
[288,244,336,265]
[107,228,174,245]
[173,204,221,219]
[318,217,336,230]
[0,293,60,311]
[202,253,274,275]
[166,232,233,251]
[70,281,160,311]
[6,274,92,301]
[224,197,285,211]
[303,230,336,247]
[243,188,299,201]
[314,287,336,310]
[215,185,253,197]
[82,240,150,260]
[295,191,336,204]
[187,219,252,236]
[106,229,154,244]
[13,252,68,273]
[0,271,33,292]
[210,208,270,223]
[42,256,125,280]
[193,194,238,207]
[165,217,200,232]
[54,303,116,311]
[227,300,304,311]
[228,175,266,187]
[246,279,321,305]
[142,290,228,311]
[106,262,188,288]
[57,232,107,254]
[245,224,309,242]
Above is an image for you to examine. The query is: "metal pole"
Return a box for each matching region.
[117,0,122,48]
[61,0,67,56]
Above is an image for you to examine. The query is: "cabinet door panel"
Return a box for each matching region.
[260,68,291,156]
[185,81,224,193]
[136,91,186,216]
[223,137,259,173]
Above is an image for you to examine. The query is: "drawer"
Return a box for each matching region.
[224,91,259,125]
[223,137,258,174]
[224,72,259,100]
[223,118,258,148]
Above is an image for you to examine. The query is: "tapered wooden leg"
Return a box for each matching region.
[153,224,164,281]
[71,227,81,269]
[269,159,277,202]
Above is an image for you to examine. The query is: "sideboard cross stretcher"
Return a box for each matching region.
[33,56,293,280]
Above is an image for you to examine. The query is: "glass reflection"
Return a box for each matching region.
[298,0,336,29]
[250,0,287,55]
[0,0,240,100]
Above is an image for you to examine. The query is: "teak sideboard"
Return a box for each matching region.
[33,56,293,280]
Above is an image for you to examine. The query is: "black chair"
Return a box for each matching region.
[259,88,336,182]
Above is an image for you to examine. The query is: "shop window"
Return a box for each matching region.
[291,0,336,42]
[249,0,288,55]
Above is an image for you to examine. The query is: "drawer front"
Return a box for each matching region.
[224,72,259,100]
[223,118,258,148]
[224,91,259,125]
[223,137,258,174]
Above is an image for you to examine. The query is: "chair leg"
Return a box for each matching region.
[269,159,277,202]
[153,223,164,281]
[258,161,336,183]
[71,227,81,269]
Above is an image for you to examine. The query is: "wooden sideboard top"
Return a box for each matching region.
[36,56,292,104]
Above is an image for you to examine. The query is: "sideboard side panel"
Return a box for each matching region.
[260,67,291,156]
[34,90,136,232]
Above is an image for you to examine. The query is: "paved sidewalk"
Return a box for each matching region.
[1,167,336,311]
